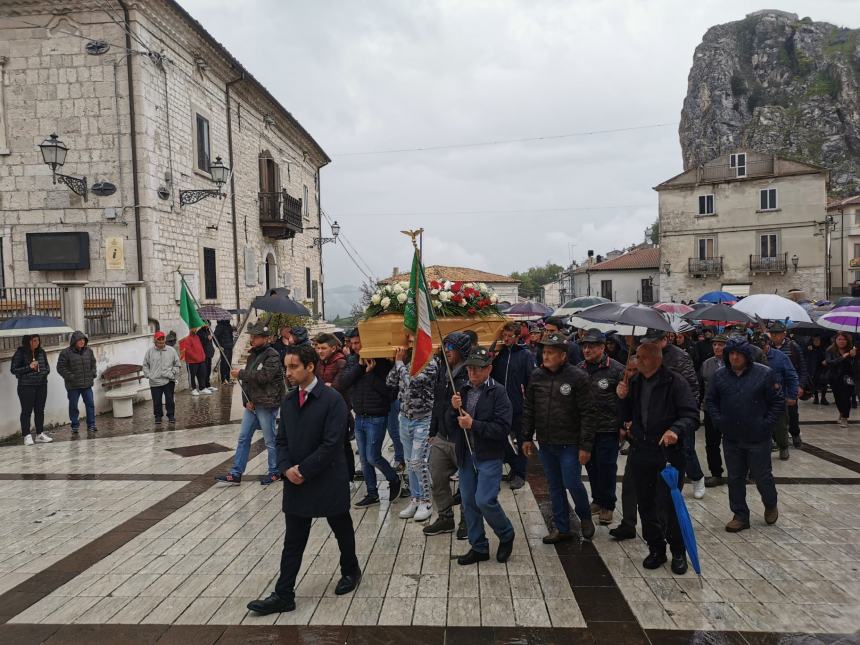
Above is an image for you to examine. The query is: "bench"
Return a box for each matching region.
[101,364,149,418]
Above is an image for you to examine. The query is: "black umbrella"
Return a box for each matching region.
[788,321,833,336]
[505,301,554,317]
[682,303,753,323]
[835,297,860,308]
[251,294,311,316]
[577,302,674,332]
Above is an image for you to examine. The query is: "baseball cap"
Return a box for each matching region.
[463,346,493,368]
[154,331,166,340]
[538,332,569,349]
[580,328,606,344]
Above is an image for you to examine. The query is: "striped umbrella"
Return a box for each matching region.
[818,306,860,333]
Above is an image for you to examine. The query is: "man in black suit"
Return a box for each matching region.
[247,344,361,615]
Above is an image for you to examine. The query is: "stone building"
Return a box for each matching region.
[0,0,330,339]
[828,194,860,296]
[656,151,828,301]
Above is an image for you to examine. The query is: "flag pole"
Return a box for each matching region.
[401,230,476,467]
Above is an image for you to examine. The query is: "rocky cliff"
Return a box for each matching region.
[679,10,860,196]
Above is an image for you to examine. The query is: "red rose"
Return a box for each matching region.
[451,282,463,292]
[452,294,464,304]
[468,307,477,314]
[430,280,441,290]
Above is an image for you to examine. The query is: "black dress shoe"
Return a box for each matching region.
[608,523,636,541]
[247,592,295,614]
[496,536,515,563]
[642,549,667,569]
[335,569,362,595]
[671,553,688,575]
[792,435,803,448]
[457,549,490,566]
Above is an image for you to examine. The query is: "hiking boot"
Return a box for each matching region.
[580,516,596,540]
[764,505,779,525]
[215,473,241,485]
[643,548,667,569]
[779,447,790,461]
[542,529,574,544]
[598,508,613,525]
[509,475,525,490]
[353,495,379,508]
[792,435,803,448]
[589,502,601,515]
[609,523,636,541]
[423,516,454,536]
[456,522,468,540]
[705,476,724,487]
[671,552,688,575]
[457,549,489,566]
[725,515,750,532]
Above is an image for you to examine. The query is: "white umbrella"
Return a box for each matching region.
[731,294,812,323]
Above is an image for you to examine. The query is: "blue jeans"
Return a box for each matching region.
[355,415,397,498]
[231,406,279,476]
[399,415,431,501]
[386,400,404,464]
[67,387,95,429]
[459,454,514,553]
[538,443,590,533]
[585,433,620,510]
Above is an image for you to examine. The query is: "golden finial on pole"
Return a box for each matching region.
[400,228,423,252]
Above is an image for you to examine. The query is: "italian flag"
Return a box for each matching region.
[403,249,436,376]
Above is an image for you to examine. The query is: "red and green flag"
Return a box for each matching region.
[403,249,436,376]
[179,280,205,330]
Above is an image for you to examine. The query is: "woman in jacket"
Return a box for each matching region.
[825,332,856,426]
[179,329,208,395]
[11,334,52,445]
[213,320,235,384]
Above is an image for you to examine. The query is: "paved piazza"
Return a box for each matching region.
[0,390,858,643]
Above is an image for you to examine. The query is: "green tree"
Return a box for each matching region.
[649,218,660,245]
[510,262,564,299]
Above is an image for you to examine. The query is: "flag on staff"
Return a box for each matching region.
[403,249,436,377]
[179,280,205,329]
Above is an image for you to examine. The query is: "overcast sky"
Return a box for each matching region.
[181,0,857,314]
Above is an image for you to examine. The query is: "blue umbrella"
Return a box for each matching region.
[0,315,74,338]
[697,291,737,304]
[660,464,702,582]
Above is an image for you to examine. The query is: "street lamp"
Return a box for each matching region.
[39,133,88,201]
[309,220,340,248]
[791,254,799,272]
[662,261,671,276]
[179,156,230,207]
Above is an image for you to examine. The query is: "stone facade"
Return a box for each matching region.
[656,151,828,302]
[0,0,329,336]
[829,196,860,295]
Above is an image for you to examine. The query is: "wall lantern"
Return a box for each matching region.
[179,156,229,207]
[309,220,340,248]
[39,133,88,201]
[791,254,799,272]
[662,261,671,276]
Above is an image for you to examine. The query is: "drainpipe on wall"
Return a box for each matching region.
[117,0,143,283]
[318,172,324,320]
[225,74,244,320]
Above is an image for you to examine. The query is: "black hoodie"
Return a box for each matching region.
[11,335,50,387]
[56,331,97,390]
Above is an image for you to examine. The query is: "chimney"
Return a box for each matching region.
[392,267,400,278]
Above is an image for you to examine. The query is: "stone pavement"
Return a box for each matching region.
[0,393,858,644]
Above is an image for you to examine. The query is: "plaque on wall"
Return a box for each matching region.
[105,237,125,270]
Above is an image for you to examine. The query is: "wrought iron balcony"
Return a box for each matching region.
[688,257,723,277]
[749,253,787,274]
[259,190,303,239]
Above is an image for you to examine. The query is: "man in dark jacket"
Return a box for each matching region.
[272,326,292,364]
[424,332,471,538]
[491,322,535,490]
[522,333,597,543]
[618,342,699,575]
[578,329,624,526]
[706,338,782,532]
[56,330,98,433]
[337,331,400,508]
[291,326,311,346]
[314,333,347,385]
[768,322,807,448]
[216,321,285,485]
[642,329,705,499]
[448,347,516,565]
[213,319,235,384]
[247,344,360,615]
[541,317,583,365]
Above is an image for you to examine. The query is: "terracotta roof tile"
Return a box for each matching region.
[382,265,518,284]
[828,194,860,210]
[587,247,660,271]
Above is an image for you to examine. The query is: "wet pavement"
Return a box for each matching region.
[0,396,858,644]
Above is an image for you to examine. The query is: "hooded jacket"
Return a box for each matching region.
[447,377,512,464]
[10,336,50,387]
[291,327,310,346]
[238,343,285,408]
[386,356,438,420]
[763,346,799,400]
[522,362,597,452]
[142,344,181,387]
[605,334,628,364]
[56,331,96,390]
[490,342,535,416]
[213,320,235,350]
[619,366,698,447]
[706,339,784,443]
[577,353,624,434]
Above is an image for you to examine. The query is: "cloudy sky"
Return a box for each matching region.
[182,0,857,315]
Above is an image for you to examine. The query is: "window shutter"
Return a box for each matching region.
[258,156,268,192]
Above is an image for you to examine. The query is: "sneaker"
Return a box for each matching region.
[260,473,282,485]
[414,502,432,522]
[353,495,380,508]
[598,508,613,525]
[725,515,750,532]
[191,389,200,396]
[399,500,419,519]
[509,475,526,490]
[35,433,53,444]
[168,418,176,425]
[423,516,455,535]
[838,417,849,428]
[704,476,724,487]
[693,478,706,499]
[154,418,163,426]
[201,388,214,395]
[456,523,468,540]
[779,447,790,461]
[589,502,601,515]
[23,434,34,446]
[792,435,802,448]
[206,386,217,393]
[215,473,241,485]
[70,427,79,434]
[764,505,779,525]
[87,426,97,433]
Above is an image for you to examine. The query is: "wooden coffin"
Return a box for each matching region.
[357,313,507,358]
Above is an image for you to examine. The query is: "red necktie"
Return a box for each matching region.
[299,389,306,407]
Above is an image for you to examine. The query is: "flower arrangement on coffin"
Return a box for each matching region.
[364,280,501,318]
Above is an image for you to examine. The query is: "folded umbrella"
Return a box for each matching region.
[660,464,702,583]
[731,294,812,323]
[577,302,674,332]
[0,315,74,338]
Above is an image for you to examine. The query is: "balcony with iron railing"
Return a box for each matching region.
[259,190,303,239]
[688,257,723,276]
[750,252,787,274]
